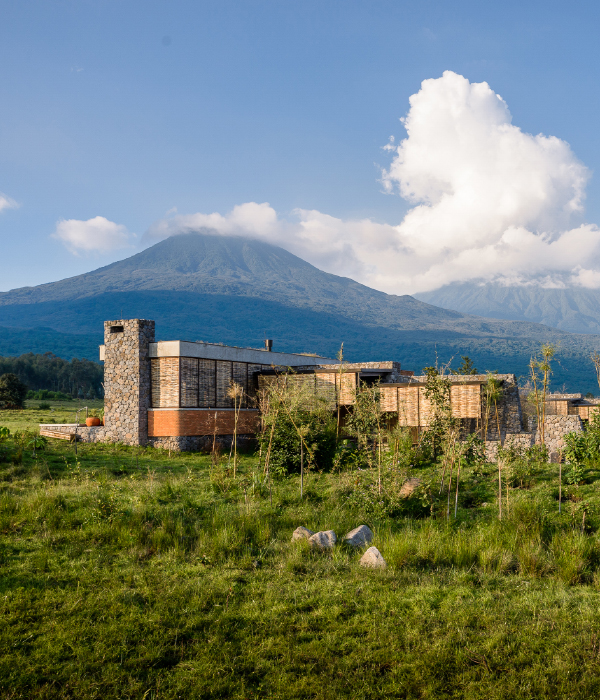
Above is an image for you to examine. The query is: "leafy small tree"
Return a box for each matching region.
[257,373,337,483]
[345,381,386,492]
[528,344,555,446]
[421,367,454,460]
[0,373,28,409]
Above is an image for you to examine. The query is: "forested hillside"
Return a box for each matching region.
[0,353,103,398]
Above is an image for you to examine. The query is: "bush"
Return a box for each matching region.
[26,389,72,401]
[0,373,28,409]
[259,411,337,477]
[38,402,51,410]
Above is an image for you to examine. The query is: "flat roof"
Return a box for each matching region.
[99,340,334,366]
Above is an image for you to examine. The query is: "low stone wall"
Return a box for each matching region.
[39,424,107,443]
[40,423,257,453]
[483,415,584,463]
[537,415,583,459]
[485,432,534,461]
[148,434,255,452]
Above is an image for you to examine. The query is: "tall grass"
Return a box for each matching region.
[3,436,600,698]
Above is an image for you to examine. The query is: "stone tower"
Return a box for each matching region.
[102,319,155,446]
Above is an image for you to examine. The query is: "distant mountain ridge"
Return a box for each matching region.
[415,283,600,335]
[1,231,600,392]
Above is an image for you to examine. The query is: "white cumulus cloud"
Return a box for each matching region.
[146,71,600,294]
[53,216,134,255]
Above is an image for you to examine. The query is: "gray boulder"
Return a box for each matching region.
[291,526,314,542]
[309,530,337,550]
[359,546,387,569]
[343,525,374,548]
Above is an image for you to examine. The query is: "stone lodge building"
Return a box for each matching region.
[39,319,590,458]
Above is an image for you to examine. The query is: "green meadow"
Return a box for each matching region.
[2,407,600,698]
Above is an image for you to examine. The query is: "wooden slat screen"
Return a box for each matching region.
[450,384,481,419]
[150,357,179,408]
[180,358,199,407]
[397,385,421,426]
[379,385,398,412]
[247,364,265,401]
[216,361,233,408]
[416,388,435,427]
[257,374,277,393]
[198,359,216,408]
[337,372,356,405]
[315,373,337,409]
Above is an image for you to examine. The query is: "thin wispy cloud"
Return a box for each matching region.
[0,192,19,214]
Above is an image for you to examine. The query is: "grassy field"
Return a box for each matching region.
[0,399,105,433]
[3,409,600,698]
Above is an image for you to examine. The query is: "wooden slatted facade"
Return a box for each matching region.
[381,382,483,427]
[180,358,199,407]
[150,357,180,408]
[151,356,273,409]
[450,384,482,419]
[151,359,487,429]
[216,361,233,408]
[198,359,216,407]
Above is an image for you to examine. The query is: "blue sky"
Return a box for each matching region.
[2,0,600,292]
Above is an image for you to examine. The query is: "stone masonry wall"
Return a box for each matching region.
[40,320,154,447]
[537,415,583,458]
[484,415,584,463]
[103,319,155,446]
[148,434,255,452]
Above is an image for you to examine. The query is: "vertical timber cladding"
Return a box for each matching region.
[193,359,258,409]
[150,357,180,407]
[379,385,398,412]
[180,358,199,407]
[257,371,357,409]
[338,372,357,405]
[198,359,216,408]
[216,361,233,408]
[449,384,481,419]
[395,382,482,427]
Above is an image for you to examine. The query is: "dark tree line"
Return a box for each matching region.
[0,352,103,398]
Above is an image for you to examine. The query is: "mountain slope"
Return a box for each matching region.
[2,231,600,391]
[0,231,467,331]
[415,283,600,335]
[0,231,580,338]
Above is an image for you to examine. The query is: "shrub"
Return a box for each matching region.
[259,410,337,477]
[27,389,72,401]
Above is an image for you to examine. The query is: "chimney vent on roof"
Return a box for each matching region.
[265,339,273,352]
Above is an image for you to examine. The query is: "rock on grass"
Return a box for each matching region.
[360,546,387,569]
[309,530,337,550]
[343,525,374,548]
[291,526,314,542]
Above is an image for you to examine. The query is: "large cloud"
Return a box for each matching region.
[146,71,600,294]
[53,216,134,255]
